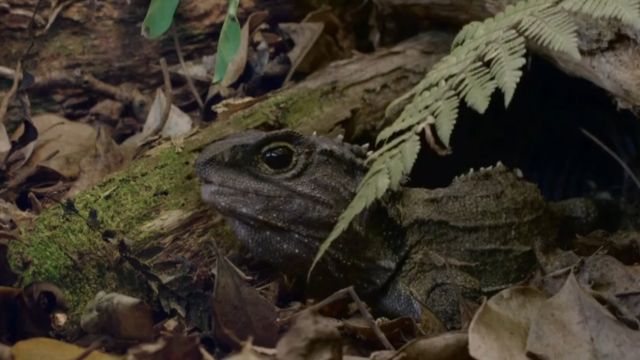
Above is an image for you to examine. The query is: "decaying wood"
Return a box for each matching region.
[375,0,640,111]
[10,32,453,318]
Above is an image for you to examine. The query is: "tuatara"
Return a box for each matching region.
[195,129,565,327]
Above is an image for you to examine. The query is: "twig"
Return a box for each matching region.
[22,0,45,60]
[160,58,173,127]
[581,127,640,191]
[0,62,22,124]
[280,286,395,351]
[346,286,395,350]
[42,0,77,34]
[543,258,583,278]
[0,66,15,79]
[172,27,204,110]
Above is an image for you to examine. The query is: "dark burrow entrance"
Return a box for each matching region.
[407,56,640,205]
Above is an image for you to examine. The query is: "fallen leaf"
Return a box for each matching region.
[212,256,279,348]
[129,89,193,145]
[0,123,10,166]
[275,311,341,360]
[279,22,324,83]
[10,338,117,360]
[67,126,127,197]
[5,113,96,191]
[533,251,640,321]
[226,341,270,360]
[125,334,214,360]
[374,332,471,360]
[527,274,640,360]
[468,287,547,360]
[80,291,154,340]
[5,119,38,172]
[343,316,416,348]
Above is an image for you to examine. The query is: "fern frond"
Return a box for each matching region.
[483,30,527,106]
[308,131,421,278]
[561,0,640,27]
[519,5,580,58]
[376,81,454,144]
[455,62,498,113]
[430,91,460,145]
[451,21,483,48]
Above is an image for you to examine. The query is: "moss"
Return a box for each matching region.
[10,147,201,312]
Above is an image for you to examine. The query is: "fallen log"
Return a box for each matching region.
[9,32,453,324]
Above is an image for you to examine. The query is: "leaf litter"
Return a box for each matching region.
[1,1,640,360]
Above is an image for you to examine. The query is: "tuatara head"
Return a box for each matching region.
[196,130,401,296]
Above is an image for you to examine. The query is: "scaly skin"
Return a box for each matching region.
[196,130,558,328]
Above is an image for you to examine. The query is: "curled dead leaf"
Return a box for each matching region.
[468,287,546,360]
[80,291,154,341]
[527,274,640,360]
[275,311,342,360]
[212,256,279,348]
[125,334,215,360]
[372,332,471,360]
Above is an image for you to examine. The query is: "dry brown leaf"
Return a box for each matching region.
[227,341,272,360]
[5,119,37,172]
[127,89,193,146]
[67,126,127,197]
[275,311,341,360]
[468,287,547,360]
[526,274,640,360]
[80,291,154,341]
[343,316,416,348]
[28,114,96,177]
[6,114,96,183]
[212,256,279,348]
[533,251,640,321]
[10,338,117,360]
[0,123,10,166]
[376,332,471,360]
[125,334,215,360]
[279,22,324,83]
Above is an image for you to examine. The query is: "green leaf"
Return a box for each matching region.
[213,0,242,84]
[142,0,181,39]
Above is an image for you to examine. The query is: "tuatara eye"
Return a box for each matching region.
[260,144,295,171]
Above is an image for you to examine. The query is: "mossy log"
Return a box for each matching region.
[9,33,453,322]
